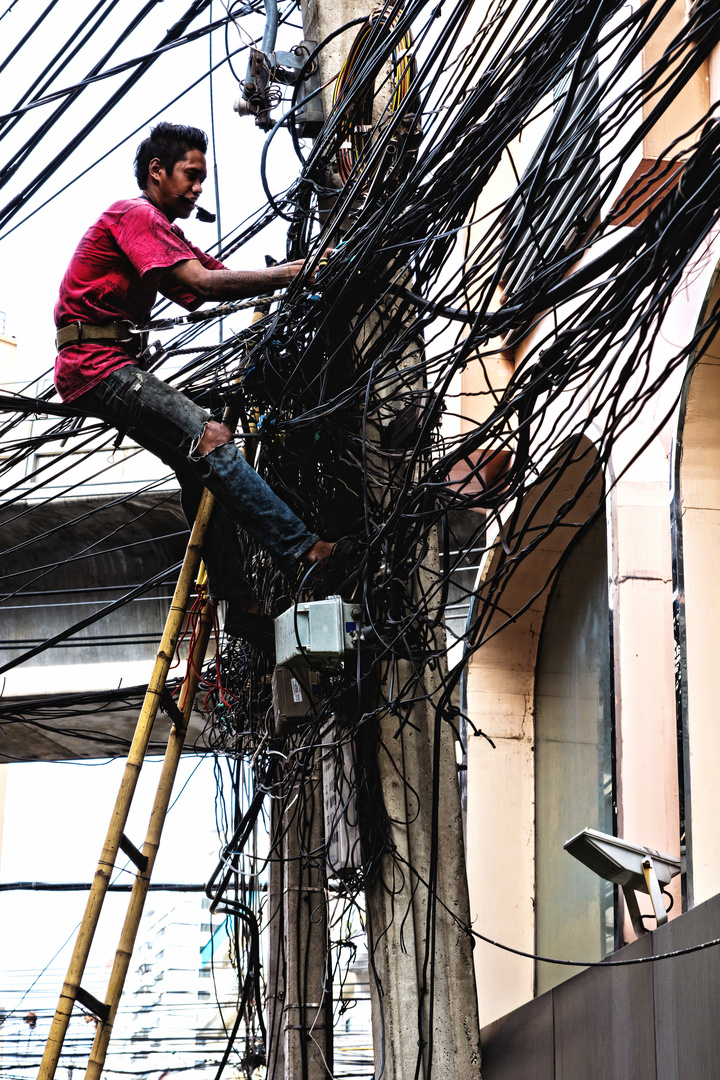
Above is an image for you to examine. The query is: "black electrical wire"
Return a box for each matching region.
[3,1,720,1077]
[0,0,215,231]
[0,0,162,191]
[0,12,239,128]
[0,0,64,80]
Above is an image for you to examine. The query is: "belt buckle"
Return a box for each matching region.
[116,321,134,343]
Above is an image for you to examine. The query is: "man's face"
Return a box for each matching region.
[149,148,207,220]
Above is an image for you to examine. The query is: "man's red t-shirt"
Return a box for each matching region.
[54,197,224,401]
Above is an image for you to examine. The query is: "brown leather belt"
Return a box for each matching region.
[55,321,140,352]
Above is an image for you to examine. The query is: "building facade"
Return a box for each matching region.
[456,2,720,1074]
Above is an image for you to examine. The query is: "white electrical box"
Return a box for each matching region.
[274,595,360,668]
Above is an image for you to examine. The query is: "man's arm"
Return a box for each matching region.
[164,258,306,301]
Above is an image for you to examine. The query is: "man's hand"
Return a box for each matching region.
[165,254,322,302]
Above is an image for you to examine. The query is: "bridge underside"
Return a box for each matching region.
[0,494,213,762]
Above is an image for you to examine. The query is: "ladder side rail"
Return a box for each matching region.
[84,594,215,1079]
[37,490,214,1080]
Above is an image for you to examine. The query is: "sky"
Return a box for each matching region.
[0,755,226,997]
[0,0,300,383]
[0,0,305,1031]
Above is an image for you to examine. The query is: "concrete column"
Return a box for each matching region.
[363,526,481,1080]
[300,0,377,134]
[297,3,482,1074]
[282,764,333,1080]
[266,801,286,1080]
[610,468,681,939]
[367,665,482,1080]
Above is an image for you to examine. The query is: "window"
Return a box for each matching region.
[534,513,614,993]
[502,53,601,296]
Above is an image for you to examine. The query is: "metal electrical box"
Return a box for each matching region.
[274,596,360,668]
[271,666,323,733]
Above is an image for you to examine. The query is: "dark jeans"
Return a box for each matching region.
[73,364,318,600]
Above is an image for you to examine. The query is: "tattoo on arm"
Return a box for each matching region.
[206,264,293,300]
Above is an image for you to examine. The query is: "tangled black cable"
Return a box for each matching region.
[2,0,720,1076]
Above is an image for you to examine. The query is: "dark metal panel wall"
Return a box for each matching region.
[553,934,653,1080]
[481,893,720,1080]
[654,899,720,1080]
[480,994,554,1080]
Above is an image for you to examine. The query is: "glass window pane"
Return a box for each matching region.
[534,513,614,994]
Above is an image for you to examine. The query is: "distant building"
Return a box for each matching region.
[112,893,240,1079]
[0,335,208,762]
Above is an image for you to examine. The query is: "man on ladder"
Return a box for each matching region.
[54,121,343,650]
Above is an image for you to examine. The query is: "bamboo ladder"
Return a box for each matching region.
[37,483,217,1080]
[38,325,267,1079]
[37,279,277,1079]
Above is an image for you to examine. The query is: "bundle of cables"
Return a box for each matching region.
[332,9,417,186]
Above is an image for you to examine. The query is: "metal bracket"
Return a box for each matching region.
[119,833,149,873]
[76,986,110,1024]
[161,688,186,732]
[240,41,323,132]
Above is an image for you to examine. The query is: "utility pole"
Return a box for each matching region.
[265,749,332,1080]
[282,768,333,1080]
[296,2,483,1077]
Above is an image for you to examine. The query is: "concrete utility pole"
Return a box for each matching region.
[266,767,332,1080]
[282,770,333,1079]
[297,1,483,1077]
[266,803,287,1080]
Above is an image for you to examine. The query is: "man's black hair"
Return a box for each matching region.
[134,122,208,188]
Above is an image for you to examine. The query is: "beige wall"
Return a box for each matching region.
[642,0,710,161]
[464,228,720,1026]
[466,438,603,1024]
[677,269,720,904]
[610,468,681,933]
[460,0,719,1036]
[0,331,17,367]
[711,41,720,103]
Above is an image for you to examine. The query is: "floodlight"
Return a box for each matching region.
[564,827,681,937]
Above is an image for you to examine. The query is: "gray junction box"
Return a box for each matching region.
[271,666,323,733]
[274,596,360,668]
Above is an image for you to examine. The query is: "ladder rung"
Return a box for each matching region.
[75,986,110,1024]
[161,687,186,730]
[38,520,215,1080]
[119,834,148,873]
